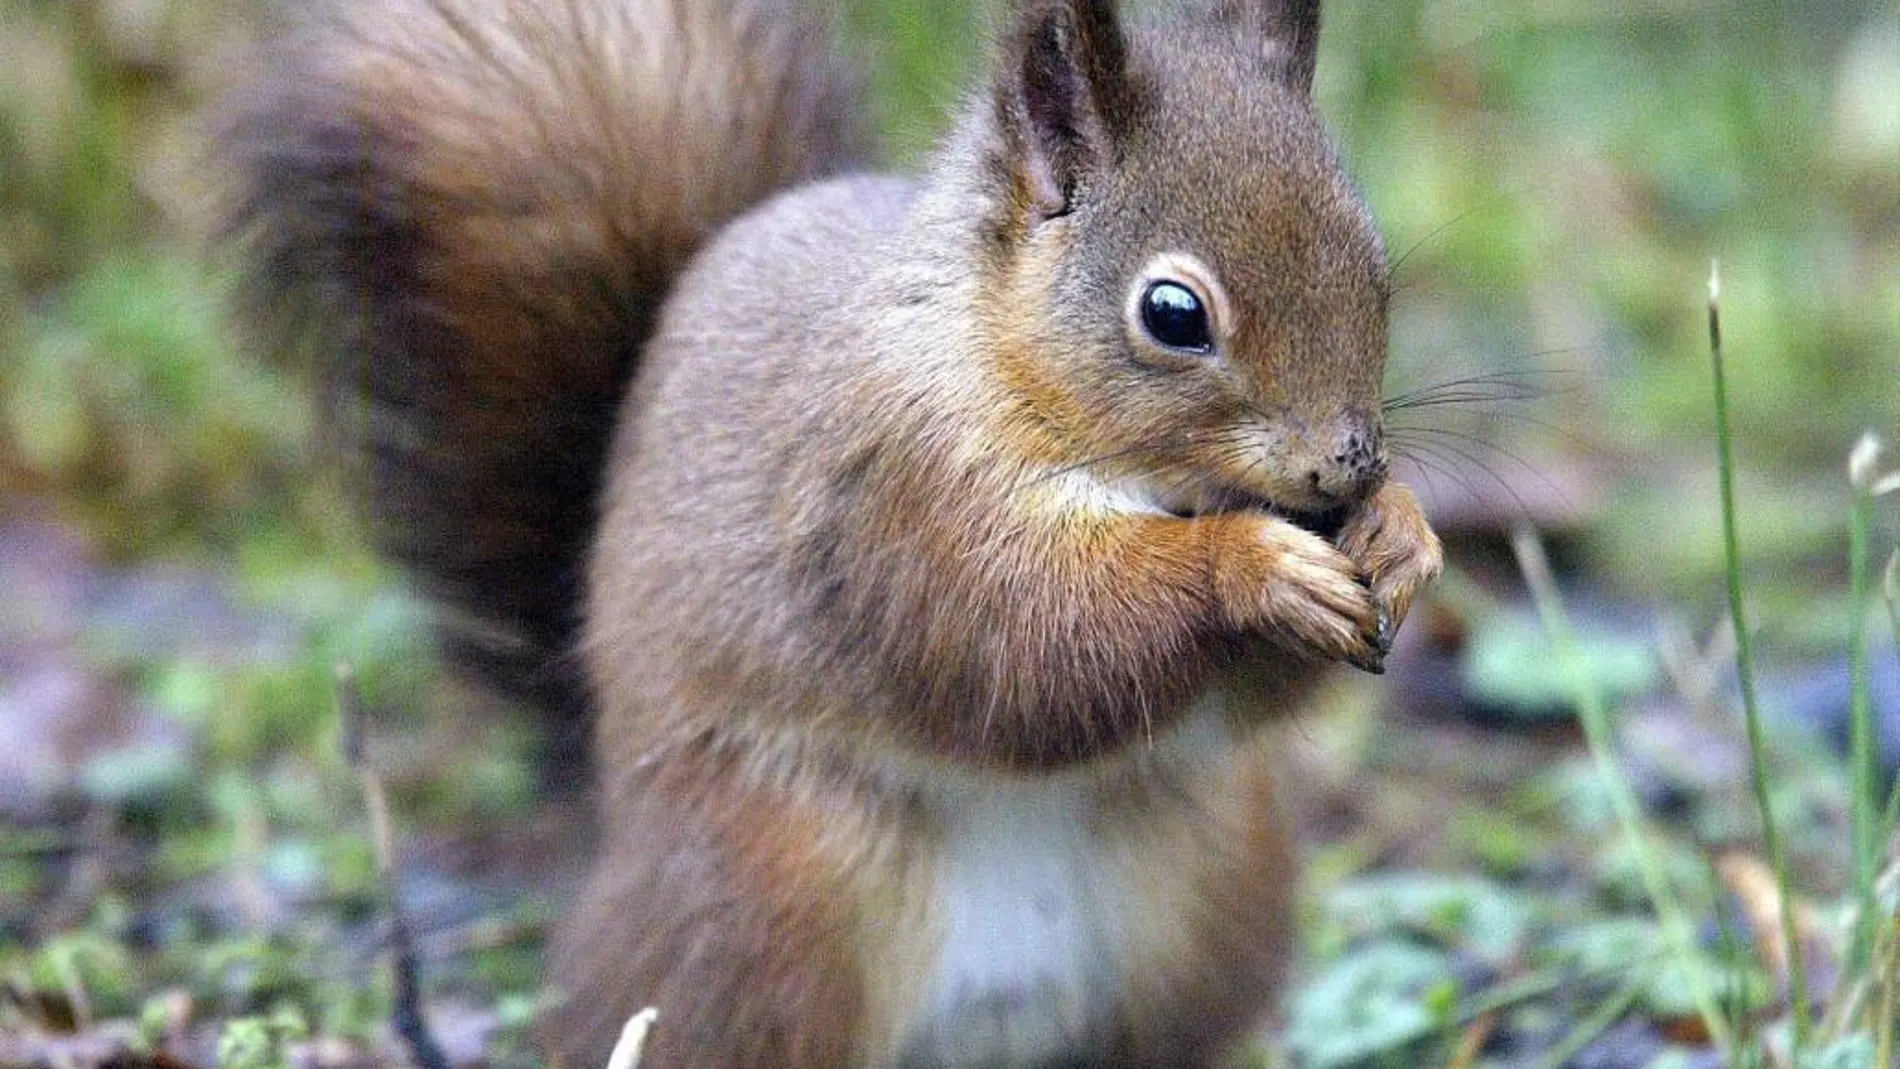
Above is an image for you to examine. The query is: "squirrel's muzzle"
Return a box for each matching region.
[1302,408,1386,507]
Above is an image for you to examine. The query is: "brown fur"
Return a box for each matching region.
[223,0,864,750]
[224,0,1443,1066]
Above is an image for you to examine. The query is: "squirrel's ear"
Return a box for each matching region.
[1211,0,1321,94]
[996,0,1130,220]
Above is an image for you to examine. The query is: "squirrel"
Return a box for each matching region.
[223,0,1443,1066]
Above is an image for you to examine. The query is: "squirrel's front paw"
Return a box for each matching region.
[1214,517,1384,672]
[1335,481,1444,657]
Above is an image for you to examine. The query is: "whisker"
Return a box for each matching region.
[1389,408,1586,451]
[1235,398,1284,427]
[1156,467,1222,515]
[1386,353,1586,389]
[1384,184,1548,288]
[1389,440,1488,503]
[1389,425,1568,499]
[1388,433,1540,519]
[1012,444,1172,489]
[1383,367,1580,411]
[1386,381,1546,405]
[1008,424,1256,507]
[1392,450,1446,505]
[1386,201,1495,282]
[1385,392,1542,413]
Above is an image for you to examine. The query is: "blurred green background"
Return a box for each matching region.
[0,0,1896,1064]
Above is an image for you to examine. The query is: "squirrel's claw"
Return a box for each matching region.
[1220,516,1384,669]
[1336,481,1444,651]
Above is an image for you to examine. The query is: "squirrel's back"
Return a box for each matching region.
[224,0,864,741]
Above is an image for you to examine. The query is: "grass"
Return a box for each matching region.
[1708,262,1813,1050]
[1505,282,1900,1067]
[1512,524,1731,1054]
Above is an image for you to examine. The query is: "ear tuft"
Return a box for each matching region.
[997,0,1129,220]
[1213,0,1322,94]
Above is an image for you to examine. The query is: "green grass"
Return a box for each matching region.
[1708,264,1813,1050]
[1501,287,1900,1067]
[1513,523,1731,1055]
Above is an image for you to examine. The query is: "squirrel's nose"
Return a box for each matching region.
[1304,410,1386,505]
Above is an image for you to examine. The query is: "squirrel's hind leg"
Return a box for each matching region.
[541,769,871,1069]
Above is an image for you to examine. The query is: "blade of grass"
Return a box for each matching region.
[1877,905,1898,1066]
[1708,854,1756,1058]
[1708,262,1811,1047]
[1295,943,1674,1066]
[1512,526,1731,1055]
[1882,555,1900,846]
[1848,435,1880,976]
[1455,956,1660,1024]
[1886,552,1900,657]
[1445,1009,1500,1069]
[336,664,451,1069]
[1526,971,1650,1069]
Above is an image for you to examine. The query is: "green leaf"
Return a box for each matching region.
[1287,940,1454,1069]
[1463,611,1659,722]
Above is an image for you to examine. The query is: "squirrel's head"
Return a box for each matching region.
[971,0,1388,526]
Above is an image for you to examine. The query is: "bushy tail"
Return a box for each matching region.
[223,0,864,737]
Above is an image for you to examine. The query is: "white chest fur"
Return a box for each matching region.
[899,775,1122,1067]
[890,697,1240,1069]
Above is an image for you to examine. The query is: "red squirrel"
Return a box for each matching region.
[225,0,1443,1065]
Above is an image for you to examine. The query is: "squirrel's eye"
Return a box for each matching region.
[1140,281,1213,353]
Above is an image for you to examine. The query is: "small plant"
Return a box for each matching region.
[1515,265,1900,1068]
[214,1003,308,1069]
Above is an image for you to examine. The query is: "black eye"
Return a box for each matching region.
[1139,280,1213,353]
